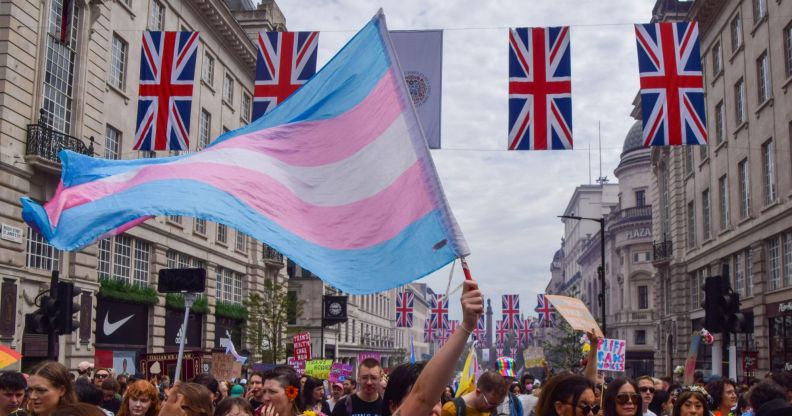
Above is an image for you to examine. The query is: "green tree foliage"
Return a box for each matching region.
[244,279,303,363]
[544,320,584,373]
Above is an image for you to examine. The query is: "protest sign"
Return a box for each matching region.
[211,352,242,381]
[287,357,305,376]
[357,351,381,364]
[329,362,354,382]
[305,359,333,379]
[522,347,545,367]
[545,295,603,337]
[293,332,312,361]
[596,339,626,372]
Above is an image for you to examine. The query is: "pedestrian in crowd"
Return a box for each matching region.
[441,371,508,416]
[381,362,425,416]
[300,377,330,415]
[768,373,792,405]
[341,379,356,397]
[648,390,670,416]
[117,380,160,416]
[748,381,792,416]
[252,366,301,416]
[706,378,738,416]
[27,361,77,416]
[331,358,383,416]
[441,385,455,405]
[215,397,253,416]
[51,403,106,416]
[603,379,639,416]
[229,385,245,399]
[74,378,113,416]
[327,383,344,412]
[246,372,266,410]
[637,377,657,416]
[521,380,539,416]
[533,373,595,416]
[77,363,94,382]
[93,369,111,389]
[521,374,536,393]
[173,382,215,416]
[192,373,221,406]
[0,371,27,416]
[101,378,122,414]
[671,386,710,416]
[117,375,129,398]
[494,357,524,416]
[218,382,229,401]
[510,385,523,397]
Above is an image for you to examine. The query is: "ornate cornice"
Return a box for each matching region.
[190,0,257,71]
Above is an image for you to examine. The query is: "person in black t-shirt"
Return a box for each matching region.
[331,358,383,416]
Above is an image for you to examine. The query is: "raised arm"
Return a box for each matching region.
[394,280,484,415]
[583,329,599,383]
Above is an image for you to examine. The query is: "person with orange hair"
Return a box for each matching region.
[118,380,161,416]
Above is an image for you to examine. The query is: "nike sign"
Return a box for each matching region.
[103,313,134,336]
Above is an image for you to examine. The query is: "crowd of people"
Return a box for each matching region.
[1,280,790,416]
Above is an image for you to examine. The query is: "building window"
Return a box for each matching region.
[746,248,754,296]
[635,330,646,345]
[687,201,696,248]
[660,163,670,237]
[42,0,79,134]
[199,109,211,149]
[719,175,730,230]
[241,93,252,122]
[735,78,746,125]
[223,74,234,104]
[635,190,646,207]
[738,159,750,218]
[149,0,164,31]
[757,52,771,104]
[202,52,214,86]
[786,23,792,79]
[712,42,722,76]
[638,286,649,310]
[734,252,745,297]
[194,218,206,235]
[235,231,247,252]
[715,101,725,145]
[104,125,121,160]
[217,223,227,244]
[762,139,777,204]
[167,215,182,224]
[98,235,150,286]
[109,34,128,90]
[216,267,243,304]
[784,232,792,288]
[691,269,707,310]
[731,14,743,53]
[139,150,156,158]
[700,144,708,161]
[754,0,767,21]
[26,227,61,271]
[165,250,205,269]
[702,188,712,241]
[769,237,781,290]
[684,147,693,176]
[287,291,298,324]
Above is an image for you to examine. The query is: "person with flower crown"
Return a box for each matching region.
[671,386,711,416]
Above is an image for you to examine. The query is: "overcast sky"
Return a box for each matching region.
[273,0,657,321]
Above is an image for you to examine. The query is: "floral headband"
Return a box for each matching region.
[674,385,713,406]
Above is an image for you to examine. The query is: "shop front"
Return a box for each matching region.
[94,299,149,376]
[768,300,792,373]
[164,308,203,352]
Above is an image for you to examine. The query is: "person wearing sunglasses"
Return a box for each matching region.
[535,373,596,416]
[637,377,656,416]
[93,370,112,389]
[603,379,640,416]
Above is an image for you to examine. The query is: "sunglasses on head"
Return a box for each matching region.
[615,393,642,405]
[639,387,655,394]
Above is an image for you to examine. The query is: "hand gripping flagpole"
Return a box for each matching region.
[460,257,473,280]
[173,292,196,384]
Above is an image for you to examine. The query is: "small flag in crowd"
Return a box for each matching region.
[508,26,573,150]
[0,345,22,369]
[409,335,416,363]
[396,291,414,328]
[501,294,521,329]
[133,31,200,151]
[423,320,435,343]
[495,320,508,346]
[518,318,534,346]
[635,21,706,147]
[430,294,449,330]
[253,31,319,120]
[456,345,479,397]
[535,294,556,327]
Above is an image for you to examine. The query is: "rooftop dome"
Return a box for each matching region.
[622,121,644,156]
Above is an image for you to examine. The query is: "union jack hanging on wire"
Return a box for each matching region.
[430,294,449,330]
[395,291,414,328]
[635,22,707,146]
[501,294,521,329]
[535,294,556,328]
[134,31,200,151]
[508,26,573,150]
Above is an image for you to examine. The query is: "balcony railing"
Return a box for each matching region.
[609,205,652,224]
[262,244,283,264]
[653,239,673,262]
[26,110,94,163]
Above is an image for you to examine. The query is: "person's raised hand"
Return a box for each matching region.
[460,279,484,331]
[587,328,600,349]
[158,380,185,416]
[260,404,280,416]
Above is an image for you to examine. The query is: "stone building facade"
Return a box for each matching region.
[0,0,288,373]
[650,0,792,378]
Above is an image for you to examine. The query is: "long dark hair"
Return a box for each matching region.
[300,377,324,410]
[603,379,640,416]
[536,373,594,416]
[382,362,426,416]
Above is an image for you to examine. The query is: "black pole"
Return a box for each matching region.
[599,218,606,337]
[48,271,59,361]
[320,295,325,359]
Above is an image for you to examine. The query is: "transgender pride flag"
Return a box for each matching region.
[20,11,468,294]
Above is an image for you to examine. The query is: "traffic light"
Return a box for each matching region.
[702,276,724,333]
[722,291,747,333]
[54,281,81,335]
[25,295,58,334]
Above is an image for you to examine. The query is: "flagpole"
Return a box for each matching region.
[460,257,473,280]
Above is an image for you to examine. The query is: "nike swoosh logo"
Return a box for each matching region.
[103,313,134,336]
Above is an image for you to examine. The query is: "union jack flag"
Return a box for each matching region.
[508,26,573,150]
[472,315,486,343]
[635,22,706,147]
[496,347,504,357]
[423,320,435,343]
[535,294,556,327]
[437,327,451,345]
[502,294,521,329]
[253,31,319,120]
[134,31,200,151]
[495,320,508,346]
[430,294,449,330]
[395,291,414,328]
[518,319,534,346]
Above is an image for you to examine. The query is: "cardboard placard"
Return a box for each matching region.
[545,295,603,338]
[305,359,333,379]
[522,347,545,367]
[596,339,626,372]
[211,352,242,381]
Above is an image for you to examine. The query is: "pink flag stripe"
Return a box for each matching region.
[44,160,435,250]
[213,69,404,168]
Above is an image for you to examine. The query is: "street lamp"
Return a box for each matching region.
[558,214,607,336]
